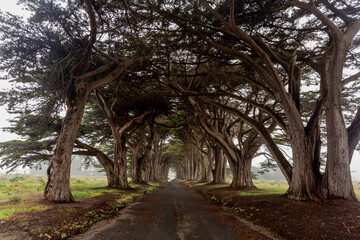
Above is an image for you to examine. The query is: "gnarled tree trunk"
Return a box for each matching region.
[109,139,130,188]
[212,147,226,183]
[44,86,89,202]
[320,42,356,200]
[230,156,254,188]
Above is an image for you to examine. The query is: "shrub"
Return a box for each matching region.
[8,175,24,182]
[8,195,22,202]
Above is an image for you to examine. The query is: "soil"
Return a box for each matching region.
[186,182,360,240]
[0,188,148,240]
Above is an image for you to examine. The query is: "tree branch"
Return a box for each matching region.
[342,71,360,86]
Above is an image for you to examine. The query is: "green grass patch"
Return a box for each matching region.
[254,180,288,195]
[0,174,46,203]
[116,193,142,207]
[203,183,229,189]
[354,182,360,199]
[7,195,22,202]
[0,174,159,239]
[71,188,123,199]
[237,188,285,196]
[0,203,49,220]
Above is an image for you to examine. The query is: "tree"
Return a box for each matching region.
[285,0,360,200]
[156,0,360,200]
[0,0,153,202]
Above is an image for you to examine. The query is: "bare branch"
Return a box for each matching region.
[342,71,360,86]
[84,0,97,45]
[286,0,342,38]
[73,61,114,80]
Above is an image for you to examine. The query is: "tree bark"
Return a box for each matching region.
[109,139,130,188]
[230,156,254,188]
[152,135,164,181]
[212,147,226,183]
[320,40,356,200]
[131,144,143,184]
[134,124,155,184]
[44,85,88,202]
[205,150,214,182]
[131,126,146,184]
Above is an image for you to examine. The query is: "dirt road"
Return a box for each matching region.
[72,181,276,240]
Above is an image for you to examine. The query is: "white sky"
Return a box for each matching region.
[0,1,29,144]
[0,1,359,180]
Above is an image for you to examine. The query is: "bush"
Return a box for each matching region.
[8,175,24,182]
[8,195,22,202]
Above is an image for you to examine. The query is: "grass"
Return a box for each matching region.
[354,182,360,199]
[0,204,49,220]
[0,174,159,221]
[0,174,159,239]
[0,174,46,203]
[253,179,288,195]
[190,179,360,197]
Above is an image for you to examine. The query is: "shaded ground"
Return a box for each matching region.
[73,180,276,240]
[185,181,360,240]
[0,186,154,240]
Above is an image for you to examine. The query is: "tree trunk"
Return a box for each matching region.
[319,42,356,200]
[229,155,255,188]
[212,147,226,183]
[130,127,146,184]
[152,136,164,181]
[322,117,356,200]
[205,157,213,182]
[132,156,146,184]
[111,140,130,188]
[131,146,141,183]
[196,156,207,182]
[44,86,88,202]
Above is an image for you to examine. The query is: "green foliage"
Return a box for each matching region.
[162,138,186,166]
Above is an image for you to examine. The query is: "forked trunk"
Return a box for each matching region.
[44,87,88,202]
[205,159,213,182]
[197,157,207,182]
[230,156,255,188]
[109,140,130,188]
[212,148,226,183]
[131,145,146,184]
[118,142,130,188]
[144,156,155,182]
[132,156,146,184]
[286,131,320,201]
